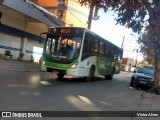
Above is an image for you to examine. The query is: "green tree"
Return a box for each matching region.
[137,60,148,67]
[78,0,160,88]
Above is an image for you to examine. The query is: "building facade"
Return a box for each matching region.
[0,0,64,62]
[36,0,89,28]
[36,0,68,22]
[121,58,135,71]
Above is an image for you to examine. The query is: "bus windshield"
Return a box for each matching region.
[44,35,81,59]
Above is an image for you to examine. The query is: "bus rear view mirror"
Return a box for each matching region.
[39,32,48,44]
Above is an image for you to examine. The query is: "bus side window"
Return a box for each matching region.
[91,39,98,54]
[114,49,118,60]
[105,44,110,57]
[109,48,114,59]
[118,50,123,60]
[99,41,104,55]
[83,33,90,54]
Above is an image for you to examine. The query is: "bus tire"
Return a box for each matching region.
[86,66,95,82]
[57,74,64,79]
[105,74,114,80]
[105,69,114,80]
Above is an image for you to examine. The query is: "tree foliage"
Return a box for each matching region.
[78,0,160,88]
[79,0,147,32]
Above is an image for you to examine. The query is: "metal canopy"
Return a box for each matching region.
[1,0,65,27]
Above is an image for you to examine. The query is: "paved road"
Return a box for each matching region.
[0,72,159,120]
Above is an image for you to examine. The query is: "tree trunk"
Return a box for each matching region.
[155,63,160,87]
[154,49,160,88]
[154,64,158,87]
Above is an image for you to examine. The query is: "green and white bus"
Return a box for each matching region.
[41,27,123,81]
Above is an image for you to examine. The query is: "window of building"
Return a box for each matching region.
[57,10,64,20]
[58,0,66,6]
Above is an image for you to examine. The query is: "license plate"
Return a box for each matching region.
[140,81,146,84]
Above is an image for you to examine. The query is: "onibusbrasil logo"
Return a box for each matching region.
[1,112,42,118]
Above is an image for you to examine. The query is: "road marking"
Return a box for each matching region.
[7,84,26,87]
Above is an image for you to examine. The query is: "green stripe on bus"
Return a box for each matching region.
[42,56,78,70]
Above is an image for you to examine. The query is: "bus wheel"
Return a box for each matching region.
[105,70,114,80]
[109,73,114,80]
[105,69,115,80]
[105,74,114,80]
[86,66,95,82]
[105,75,109,80]
[57,74,64,79]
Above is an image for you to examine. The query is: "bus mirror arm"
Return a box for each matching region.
[39,32,48,44]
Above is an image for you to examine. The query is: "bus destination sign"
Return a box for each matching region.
[48,28,84,36]
[60,28,71,34]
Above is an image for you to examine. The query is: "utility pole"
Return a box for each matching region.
[133,48,138,67]
[0,11,2,25]
[121,36,125,49]
[135,49,138,67]
[87,2,94,29]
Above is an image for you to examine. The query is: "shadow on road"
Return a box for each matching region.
[41,76,111,85]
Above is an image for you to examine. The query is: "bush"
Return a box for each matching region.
[5,50,11,56]
[30,55,34,59]
[30,55,34,63]
[19,52,25,58]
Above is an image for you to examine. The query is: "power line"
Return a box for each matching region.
[57,0,87,27]
[38,0,87,27]
[65,17,74,26]
[66,9,87,27]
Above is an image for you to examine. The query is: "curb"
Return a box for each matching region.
[0,69,41,72]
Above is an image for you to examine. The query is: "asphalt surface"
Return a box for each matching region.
[0,60,40,72]
[0,71,160,120]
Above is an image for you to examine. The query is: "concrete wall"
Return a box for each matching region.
[0,33,21,59]
[2,7,26,31]
[2,5,49,36]
[25,22,49,36]
[0,5,48,61]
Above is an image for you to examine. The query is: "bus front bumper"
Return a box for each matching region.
[41,63,47,72]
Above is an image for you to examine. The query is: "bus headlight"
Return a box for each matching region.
[71,63,78,69]
[42,61,45,65]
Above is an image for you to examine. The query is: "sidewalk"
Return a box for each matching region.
[0,60,40,72]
